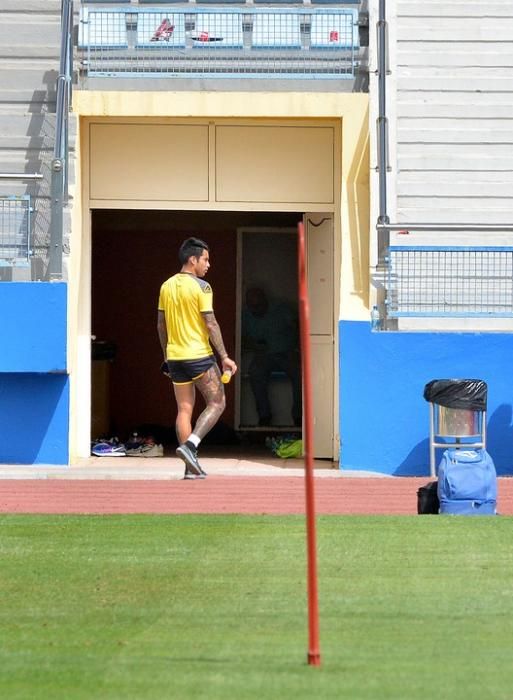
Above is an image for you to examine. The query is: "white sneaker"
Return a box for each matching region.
[126,443,164,457]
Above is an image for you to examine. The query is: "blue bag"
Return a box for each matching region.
[437,448,497,516]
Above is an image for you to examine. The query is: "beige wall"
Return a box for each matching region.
[86,119,336,210]
[74,90,370,318]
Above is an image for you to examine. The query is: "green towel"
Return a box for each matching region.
[275,439,302,459]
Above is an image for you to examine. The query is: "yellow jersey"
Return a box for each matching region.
[158,273,214,360]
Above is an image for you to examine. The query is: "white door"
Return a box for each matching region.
[235,227,298,432]
[304,214,335,458]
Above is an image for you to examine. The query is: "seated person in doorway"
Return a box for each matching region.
[242,287,301,427]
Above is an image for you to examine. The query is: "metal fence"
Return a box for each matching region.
[0,196,32,268]
[79,7,359,78]
[386,246,513,317]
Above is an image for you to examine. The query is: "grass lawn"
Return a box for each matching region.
[1,514,513,700]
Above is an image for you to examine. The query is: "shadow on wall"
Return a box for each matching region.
[487,404,513,475]
[394,404,513,477]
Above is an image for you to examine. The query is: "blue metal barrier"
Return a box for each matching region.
[386,246,513,318]
[79,7,359,78]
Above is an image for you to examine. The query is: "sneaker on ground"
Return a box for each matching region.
[126,442,164,457]
[176,443,201,475]
[91,440,126,457]
[184,464,208,480]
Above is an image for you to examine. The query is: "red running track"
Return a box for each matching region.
[1,477,513,515]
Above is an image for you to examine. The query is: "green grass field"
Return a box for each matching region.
[1,514,513,700]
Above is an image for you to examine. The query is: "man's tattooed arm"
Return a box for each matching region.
[202,311,228,359]
[157,310,168,359]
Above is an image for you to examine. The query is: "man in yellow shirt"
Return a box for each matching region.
[158,237,237,479]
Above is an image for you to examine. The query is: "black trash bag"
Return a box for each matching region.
[423,379,487,411]
[417,481,439,515]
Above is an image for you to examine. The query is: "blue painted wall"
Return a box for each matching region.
[0,282,67,372]
[339,320,513,476]
[0,282,69,464]
[0,374,69,464]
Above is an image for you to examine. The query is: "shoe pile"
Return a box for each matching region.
[91,433,164,458]
[125,433,164,458]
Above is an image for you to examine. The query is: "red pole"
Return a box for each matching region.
[297,221,321,667]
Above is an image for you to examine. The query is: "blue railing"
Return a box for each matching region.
[386,246,513,318]
[79,6,359,78]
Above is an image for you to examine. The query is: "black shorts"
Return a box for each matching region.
[166,356,216,385]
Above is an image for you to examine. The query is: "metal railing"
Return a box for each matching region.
[0,196,33,268]
[386,245,513,318]
[378,224,513,320]
[49,0,73,280]
[79,7,359,79]
[79,0,362,5]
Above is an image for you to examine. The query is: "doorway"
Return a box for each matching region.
[235,227,300,432]
[90,209,303,453]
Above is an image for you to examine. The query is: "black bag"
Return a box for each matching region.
[423,379,487,411]
[417,481,439,514]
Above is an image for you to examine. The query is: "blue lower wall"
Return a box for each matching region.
[0,374,69,464]
[339,321,513,476]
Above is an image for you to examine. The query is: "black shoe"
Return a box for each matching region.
[176,443,201,475]
[184,464,208,480]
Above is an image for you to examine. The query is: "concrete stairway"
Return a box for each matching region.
[0,0,75,280]
[394,0,513,227]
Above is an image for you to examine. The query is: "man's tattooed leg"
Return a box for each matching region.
[193,365,226,439]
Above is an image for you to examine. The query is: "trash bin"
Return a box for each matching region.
[437,405,479,437]
[423,379,487,477]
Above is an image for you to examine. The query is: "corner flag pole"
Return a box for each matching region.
[297,221,321,667]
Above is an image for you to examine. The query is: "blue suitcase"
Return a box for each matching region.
[437,448,497,516]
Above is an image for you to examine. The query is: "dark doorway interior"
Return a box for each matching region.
[91,209,300,448]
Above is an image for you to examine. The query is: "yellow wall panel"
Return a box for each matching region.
[89,123,209,201]
[215,125,334,204]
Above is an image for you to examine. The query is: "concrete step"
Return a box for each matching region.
[0,177,75,204]
[0,1,62,13]
[0,142,75,160]
[0,15,61,50]
[0,179,49,198]
[0,57,61,70]
[0,92,56,107]
[0,62,60,109]
[398,1,513,18]
[0,176,49,199]
[0,45,60,60]
[0,112,57,136]
[0,102,54,115]
[0,68,58,101]
[0,114,77,145]
[0,150,51,174]
[0,143,76,174]
[0,136,55,150]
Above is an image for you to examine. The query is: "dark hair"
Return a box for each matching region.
[178,237,209,265]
